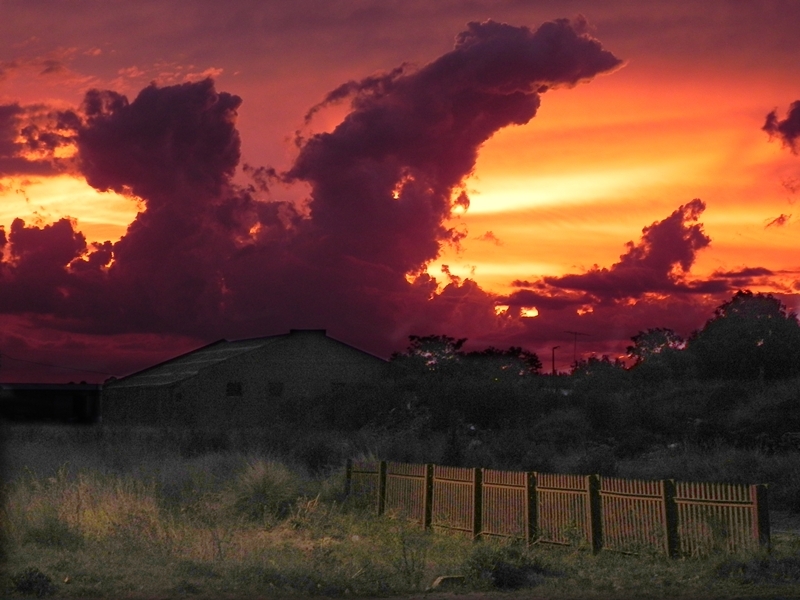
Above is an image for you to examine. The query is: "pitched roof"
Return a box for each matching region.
[105,338,274,389]
[104,329,386,389]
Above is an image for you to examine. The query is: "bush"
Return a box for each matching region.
[227,458,305,523]
[464,542,556,590]
[9,567,58,597]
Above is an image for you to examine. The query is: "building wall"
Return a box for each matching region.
[101,385,173,425]
[102,330,388,426]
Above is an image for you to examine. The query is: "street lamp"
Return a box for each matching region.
[551,346,560,376]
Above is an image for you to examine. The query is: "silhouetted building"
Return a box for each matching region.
[101,329,388,426]
[0,383,102,423]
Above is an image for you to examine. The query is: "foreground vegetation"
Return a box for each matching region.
[2,424,800,599]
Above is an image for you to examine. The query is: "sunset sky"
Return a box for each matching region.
[1,0,799,381]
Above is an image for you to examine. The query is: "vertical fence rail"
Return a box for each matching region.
[384,462,427,524]
[600,477,667,555]
[344,459,769,557]
[481,469,528,540]
[535,472,592,548]
[431,465,477,536]
[674,481,768,556]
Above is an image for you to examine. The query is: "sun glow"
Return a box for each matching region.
[0,175,139,243]
[520,307,539,318]
[464,161,696,214]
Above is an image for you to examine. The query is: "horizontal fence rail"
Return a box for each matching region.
[345,459,769,558]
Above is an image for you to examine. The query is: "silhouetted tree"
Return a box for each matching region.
[627,328,694,382]
[627,328,684,364]
[390,334,466,374]
[570,355,629,392]
[689,290,800,379]
[464,346,542,377]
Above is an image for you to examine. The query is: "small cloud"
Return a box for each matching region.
[712,266,774,278]
[781,177,799,195]
[84,48,102,57]
[186,67,223,81]
[117,66,145,79]
[766,214,791,228]
[764,101,800,154]
[39,59,65,76]
[475,230,503,245]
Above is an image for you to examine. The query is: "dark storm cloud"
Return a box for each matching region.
[764,101,800,153]
[542,199,711,300]
[79,79,242,201]
[287,17,622,274]
[0,19,624,368]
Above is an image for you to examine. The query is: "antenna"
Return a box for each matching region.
[564,330,590,364]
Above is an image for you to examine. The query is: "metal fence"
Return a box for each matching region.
[345,459,770,557]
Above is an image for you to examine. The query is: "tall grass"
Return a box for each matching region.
[2,422,800,598]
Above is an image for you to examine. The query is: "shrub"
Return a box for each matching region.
[10,567,58,597]
[464,542,556,590]
[227,458,304,523]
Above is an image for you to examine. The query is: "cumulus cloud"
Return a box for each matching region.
[288,17,621,274]
[764,101,800,153]
[0,18,623,376]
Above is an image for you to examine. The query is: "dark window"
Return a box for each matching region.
[268,381,284,397]
[226,382,243,397]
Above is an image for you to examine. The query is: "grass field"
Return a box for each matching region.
[2,423,800,599]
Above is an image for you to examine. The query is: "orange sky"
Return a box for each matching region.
[1,1,799,380]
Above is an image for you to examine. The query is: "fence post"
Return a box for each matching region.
[473,467,483,540]
[525,471,538,545]
[752,484,771,551]
[587,474,602,554]
[662,479,679,558]
[422,463,434,530]
[377,460,387,516]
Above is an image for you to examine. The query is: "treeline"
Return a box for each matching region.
[304,291,800,453]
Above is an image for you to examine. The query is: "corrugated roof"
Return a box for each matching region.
[106,337,277,389]
[105,329,387,390]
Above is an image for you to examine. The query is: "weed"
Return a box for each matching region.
[389,520,430,590]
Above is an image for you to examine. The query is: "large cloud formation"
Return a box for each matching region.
[0,18,624,376]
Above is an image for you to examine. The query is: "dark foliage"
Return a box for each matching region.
[10,567,57,597]
[464,543,558,590]
[689,290,800,380]
[715,555,800,584]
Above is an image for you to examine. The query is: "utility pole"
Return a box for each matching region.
[551,346,559,376]
[564,331,589,365]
